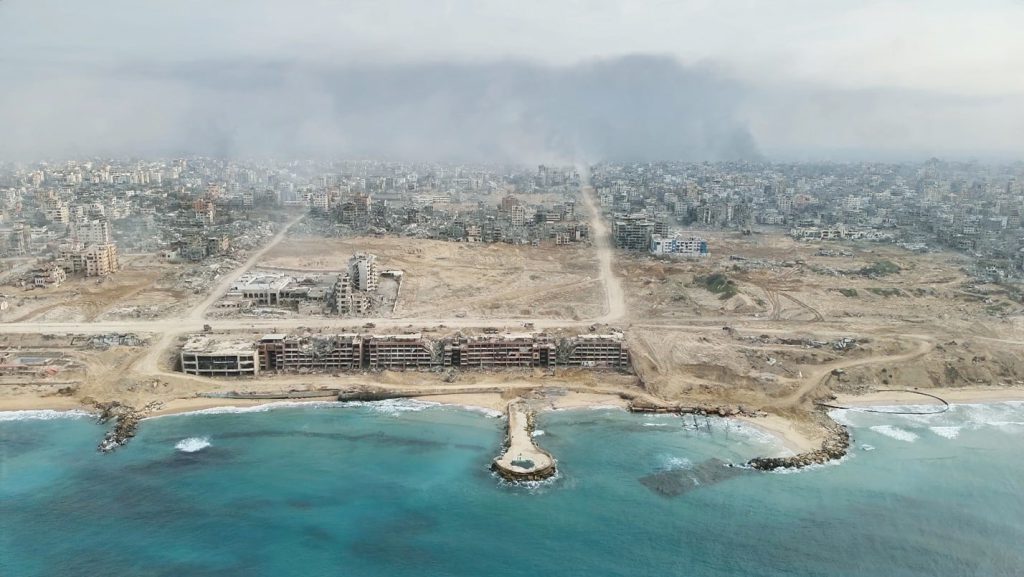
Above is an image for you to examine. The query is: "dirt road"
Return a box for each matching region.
[580,184,626,322]
[772,335,935,408]
[187,212,306,321]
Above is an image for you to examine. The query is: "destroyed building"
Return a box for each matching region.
[56,242,119,277]
[180,335,260,377]
[258,333,364,371]
[31,264,67,288]
[560,333,631,368]
[365,334,436,369]
[443,333,554,368]
[179,331,629,374]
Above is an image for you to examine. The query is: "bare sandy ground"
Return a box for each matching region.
[0,396,88,412]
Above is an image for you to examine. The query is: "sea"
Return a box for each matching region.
[2,400,1023,577]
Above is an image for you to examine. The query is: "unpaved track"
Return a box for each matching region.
[188,213,305,321]
[580,184,626,323]
[772,335,935,408]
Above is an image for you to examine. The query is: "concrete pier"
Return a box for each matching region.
[492,400,556,481]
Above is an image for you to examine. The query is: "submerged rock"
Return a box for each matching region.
[639,458,747,497]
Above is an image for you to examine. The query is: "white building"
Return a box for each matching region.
[650,234,708,257]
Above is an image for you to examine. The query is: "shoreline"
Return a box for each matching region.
[0,390,632,419]
[4,387,1024,453]
[831,387,1024,407]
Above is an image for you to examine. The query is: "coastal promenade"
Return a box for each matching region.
[492,401,556,481]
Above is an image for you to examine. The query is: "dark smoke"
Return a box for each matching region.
[0,55,760,163]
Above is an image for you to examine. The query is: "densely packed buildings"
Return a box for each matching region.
[591,161,1024,278]
[2,158,1022,282]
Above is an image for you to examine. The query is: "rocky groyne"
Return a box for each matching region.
[629,398,762,418]
[94,401,162,453]
[491,401,557,482]
[629,398,851,471]
[746,420,850,471]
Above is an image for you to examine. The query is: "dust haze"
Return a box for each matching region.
[0,56,759,164]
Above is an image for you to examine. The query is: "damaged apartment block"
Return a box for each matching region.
[179,331,631,375]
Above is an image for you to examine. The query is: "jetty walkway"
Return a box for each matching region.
[492,400,556,481]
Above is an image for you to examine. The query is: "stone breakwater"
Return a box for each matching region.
[746,421,850,471]
[491,401,557,482]
[95,401,162,453]
[628,398,850,471]
[628,399,763,418]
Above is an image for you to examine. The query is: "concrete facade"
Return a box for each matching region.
[180,336,259,377]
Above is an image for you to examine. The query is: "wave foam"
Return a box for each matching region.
[870,425,919,442]
[157,399,447,419]
[175,437,211,452]
[154,401,348,418]
[767,451,855,474]
[343,399,441,415]
[658,455,693,471]
[0,409,93,422]
[449,404,504,418]
[834,401,1024,436]
[493,467,562,491]
[929,426,961,439]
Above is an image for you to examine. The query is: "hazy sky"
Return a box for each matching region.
[1,0,1022,162]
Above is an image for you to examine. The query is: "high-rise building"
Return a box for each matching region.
[347,253,378,292]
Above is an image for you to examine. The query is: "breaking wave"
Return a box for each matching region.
[175,437,211,452]
[869,425,919,443]
[929,426,961,439]
[0,409,93,422]
[833,402,1024,439]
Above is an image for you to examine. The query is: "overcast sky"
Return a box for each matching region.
[1,0,1022,162]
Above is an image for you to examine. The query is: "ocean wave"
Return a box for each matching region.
[493,467,562,491]
[657,455,693,471]
[929,426,961,439]
[835,402,1024,436]
[175,437,211,452]
[153,399,449,419]
[343,399,441,415]
[716,419,779,446]
[152,401,348,418]
[0,409,93,422]
[448,404,504,418]
[869,425,919,443]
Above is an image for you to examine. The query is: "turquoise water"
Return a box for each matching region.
[2,400,1023,576]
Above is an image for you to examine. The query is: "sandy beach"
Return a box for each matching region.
[736,414,823,454]
[833,387,1024,407]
